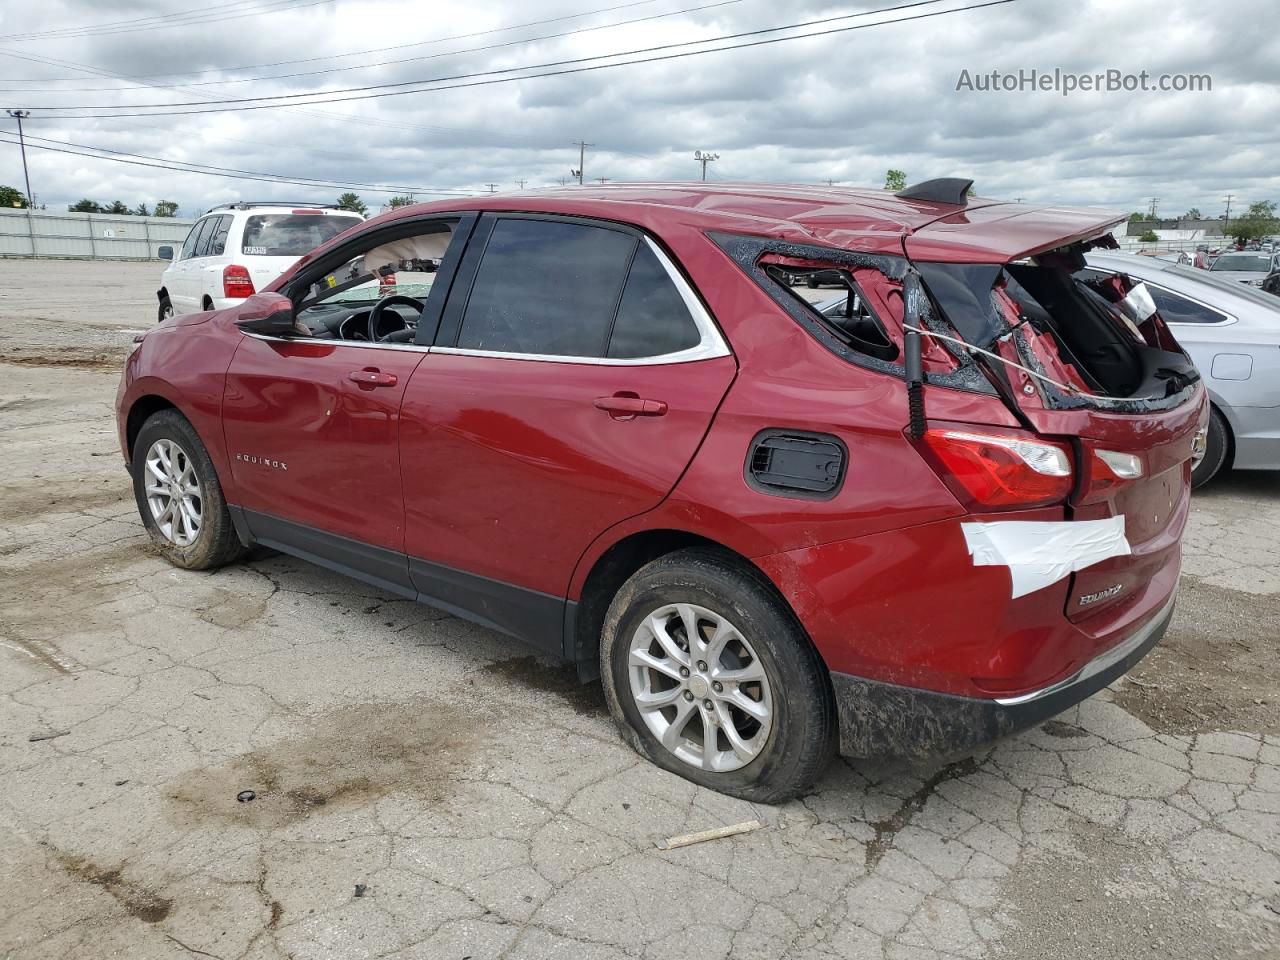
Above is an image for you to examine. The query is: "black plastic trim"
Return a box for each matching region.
[828,599,1173,760]
[895,178,973,206]
[236,508,571,656]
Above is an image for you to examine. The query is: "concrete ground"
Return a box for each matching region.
[1,259,1277,960]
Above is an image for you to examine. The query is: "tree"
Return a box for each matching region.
[1228,200,1278,246]
[0,184,28,208]
[69,199,103,213]
[153,200,179,217]
[387,195,414,208]
[1183,207,1202,220]
[1128,212,1147,223]
[336,192,367,215]
[884,169,907,192]
[1138,229,1159,243]
[134,202,151,217]
[105,200,131,214]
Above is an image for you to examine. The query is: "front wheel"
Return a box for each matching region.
[131,410,248,570]
[599,548,836,803]
[158,296,174,323]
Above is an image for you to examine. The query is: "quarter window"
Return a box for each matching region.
[1147,286,1227,324]
[457,218,637,357]
[206,215,232,257]
[607,242,701,358]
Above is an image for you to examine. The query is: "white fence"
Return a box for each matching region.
[0,208,194,260]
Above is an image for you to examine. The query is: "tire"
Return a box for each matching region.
[158,296,174,323]
[806,276,819,289]
[599,548,836,803]
[131,410,248,570]
[1191,407,1230,489]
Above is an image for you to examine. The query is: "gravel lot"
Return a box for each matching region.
[1,259,1278,960]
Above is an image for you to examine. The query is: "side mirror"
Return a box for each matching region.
[235,292,298,337]
[157,245,174,260]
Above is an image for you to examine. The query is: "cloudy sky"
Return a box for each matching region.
[0,0,1276,218]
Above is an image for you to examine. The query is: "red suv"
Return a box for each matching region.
[116,181,1206,801]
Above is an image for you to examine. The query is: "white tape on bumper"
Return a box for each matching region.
[961,516,1131,599]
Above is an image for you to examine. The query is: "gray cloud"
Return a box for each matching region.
[0,0,1276,219]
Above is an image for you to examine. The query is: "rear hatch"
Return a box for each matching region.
[236,210,364,294]
[906,205,1207,622]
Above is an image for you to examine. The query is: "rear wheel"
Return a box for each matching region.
[1191,407,1230,488]
[131,410,247,570]
[599,548,835,803]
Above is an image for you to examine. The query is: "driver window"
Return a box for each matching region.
[294,222,454,344]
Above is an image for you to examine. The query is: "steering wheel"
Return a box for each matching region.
[367,295,425,343]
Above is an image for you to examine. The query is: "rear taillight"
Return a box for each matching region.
[223,265,255,299]
[921,428,1074,509]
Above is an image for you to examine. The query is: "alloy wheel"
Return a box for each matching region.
[143,438,203,547]
[628,603,773,772]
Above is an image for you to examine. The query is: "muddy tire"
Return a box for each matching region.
[599,547,836,803]
[131,409,247,570]
[1191,407,1230,489]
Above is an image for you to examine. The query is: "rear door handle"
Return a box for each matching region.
[349,369,398,387]
[593,395,668,417]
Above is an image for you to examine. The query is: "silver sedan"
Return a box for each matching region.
[1085,253,1280,486]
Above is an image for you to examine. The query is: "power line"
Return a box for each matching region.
[0,0,742,93]
[0,0,669,81]
[0,132,477,196]
[4,0,338,43]
[17,0,1004,117]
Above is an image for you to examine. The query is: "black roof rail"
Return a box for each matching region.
[895,178,974,206]
[204,201,345,213]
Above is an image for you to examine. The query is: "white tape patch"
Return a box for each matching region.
[961,516,1131,599]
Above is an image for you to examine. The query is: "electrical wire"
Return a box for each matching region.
[0,0,743,93]
[20,0,1015,117]
[0,133,476,195]
[5,0,339,43]
[0,0,671,84]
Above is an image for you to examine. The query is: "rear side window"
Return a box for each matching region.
[606,242,701,358]
[1147,286,1227,324]
[458,218,636,356]
[241,213,363,256]
[206,215,232,257]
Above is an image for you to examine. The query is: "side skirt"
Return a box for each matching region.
[230,506,573,657]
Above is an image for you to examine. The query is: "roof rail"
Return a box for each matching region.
[204,201,345,213]
[895,178,974,206]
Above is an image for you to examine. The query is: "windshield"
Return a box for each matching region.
[241,213,362,256]
[1210,254,1272,273]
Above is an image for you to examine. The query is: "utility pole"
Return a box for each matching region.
[515,179,527,189]
[485,183,499,194]
[825,178,836,187]
[1147,197,1160,220]
[1223,194,1234,230]
[595,177,610,184]
[6,110,33,210]
[571,140,592,185]
[557,177,569,186]
[694,149,719,181]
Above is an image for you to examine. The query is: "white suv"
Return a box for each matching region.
[157,203,365,320]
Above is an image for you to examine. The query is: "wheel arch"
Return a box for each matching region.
[1207,397,1237,470]
[125,394,180,460]
[569,527,821,679]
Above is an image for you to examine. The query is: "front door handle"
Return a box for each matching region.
[593,394,668,418]
[349,369,398,387]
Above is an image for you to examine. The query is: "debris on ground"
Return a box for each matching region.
[656,819,765,850]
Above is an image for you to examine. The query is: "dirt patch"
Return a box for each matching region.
[165,698,483,829]
[0,475,129,522]
[196,586,268,630]
[1113,577,1279,735]
[481,655,607,716]
[0,351,126,371]
[54,851,174,924]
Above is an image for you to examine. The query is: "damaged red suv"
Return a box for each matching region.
[116,181,1206,801]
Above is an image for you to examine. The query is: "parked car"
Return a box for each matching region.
[118,182,1205,801]
[1205,251,1278,286]
[157,202,364,320]
[1082,253,1280,486]
[1263,267,1280,297]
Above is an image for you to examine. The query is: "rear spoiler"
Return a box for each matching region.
[905,204,1128,264]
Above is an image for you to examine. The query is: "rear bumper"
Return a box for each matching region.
[830,592,1175,759]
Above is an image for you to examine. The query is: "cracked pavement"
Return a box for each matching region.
[1,261,1278,959]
